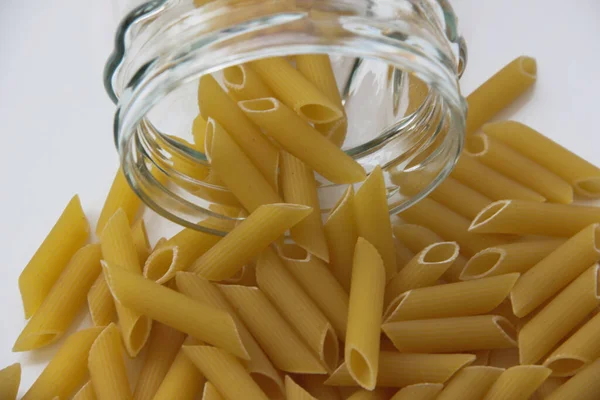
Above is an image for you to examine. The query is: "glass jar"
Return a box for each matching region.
[105,0,467,234]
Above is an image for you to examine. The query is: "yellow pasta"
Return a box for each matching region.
[201,382,224,400]
[354,166,397,279]
[384,273,519,323]
[220,263,257,287]
[132,323,185,400]
[483,120,600,197]
[96,168,141,235]
[87,275,116,326]
[218,284,326,374]
[465,56,537,135]
[383,315,518,353]
[102,262,249,359]
[298,375,342,400]
[73,381,96,400]
[131,218,151,265]
[346,389,389,400]
[13,244,102,351]
[390,383,443,400]
[437,366,504,400]
[222,64,275,101]
[256,249,339,372]
[154,337,205,400]
[510,224,600,317]
[324,186,357,292]
[19,194,89,318]
[545,358,600,400]
[482,365,551,400]
[518,265,600,365]
[239,98,366,184]
[394,239,415,269]
[451,154,546,202]
[198,74,278,188]
[461,239,565,280]
[192,114,209,149]
[384,241,459,307]
[205,118,282,212]
[23,327,103,400]
[280,151,329,261]
[285,376,317,400]
[426,176,493,219]
[175,272,285,399]
[465,132,573,204]
[183,345,270,400]
[534,377,567,399]
[0,363,20,400]
[88,324,131,400]
[470,199,600,236]
[325,351,475,387]
[190,203,312,280]
[251,57,343,124]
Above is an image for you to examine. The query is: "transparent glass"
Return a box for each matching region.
[105,0,467,234]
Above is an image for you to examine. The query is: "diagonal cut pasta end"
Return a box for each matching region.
[469,200,512,233]
[460,247,506,280]
[143,245,179,284]
[543,355,587,377]
[346,347,378,391]
[574,177,600,198]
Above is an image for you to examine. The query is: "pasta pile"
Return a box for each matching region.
[3,53,600,400]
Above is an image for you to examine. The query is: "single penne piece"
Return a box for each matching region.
[73,381,96,400]
[239,98,366,184]
[482,365,551,400]
[132,323,185,400]
[251,57,343,124]
[545,358,600,400]
[202,382,225,400]
[13,244,102,351]
[96,168,141,235]
[299,375,342,400]
[0,363,20,400]
[183,345,270,400]
[206,118,282,212]
[325,351,475,387]
[461,239,566,280]
[280,151,329,261]
[488,348,520,369]
[175,272,285,399]
[222,64,275,101]
[390,383,443,400]
[87,276,116,326]
[153,337,205,400]
[451,154,546,202]
[198,74,278,188]
[437,366,504,400]
[384,273,519,323]
[192,114,209,149]
[346,389,389,400]
[23,327,103,400]
[465,132,573,204]
[285,376,317,400]
[324,186,357,292]
[383,315,518,353]
[470,199,600,236]
[518,264,600,365]
[384,241,459,307]
[88,324,131,400]
[19,194,89,318]
[102,262,249,359]
[131,218,151,264]
[427,176,493,219]
[510,224,600,317]
[483,121,600,197]
[190,203,312,280]
[345,238,386,390]
[354,166,397,279]
[256,249,339,372]
[465,56,537,135]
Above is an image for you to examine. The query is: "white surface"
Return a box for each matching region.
[1,0,600,395]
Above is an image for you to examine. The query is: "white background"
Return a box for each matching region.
[1,0,599,396]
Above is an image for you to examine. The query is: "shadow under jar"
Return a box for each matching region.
[105,0,468,234]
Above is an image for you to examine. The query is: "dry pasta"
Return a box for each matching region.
[222,64,275,101]
[545,358,600,400]
[87,276,116,326]
[73,381,96,400]
[88,324,131,400]
[202,382,225,400]
[285,376,317,400]
[437,366,504,400]
[298,375,342,400]
[96,168,141,235]
[427,176,492,219]
[346,389,389,400]
[390,383,443,400]
[482,365,550,400]
[131,218,151,264]
[153,337,205,400]
[0,363,20,400]
[533,377,567,399]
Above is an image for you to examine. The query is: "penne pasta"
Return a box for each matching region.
[280,151,329,261]
[533,377,567,399]
[298,375,342,400]
[510,224,600,317]
[461,239,566,280]
[451,154,546,202]
[192,114,209,149]
[19,194,89,318]
[222,64,275,101]
[23,327,103,400]
[202,382,225,400]
[87,275,116,326]
[437,366,504,400]
[384,273,519,323]
[239,98,366,184]
[220,263,257,287]
[285,376,317,400]
[251,57,344,124]
[190,203,312,280]
[518,264,600,365]
[218,284,326,374]
[325,351,475,387]
[183,345,270,400]
[470,199,600,236]
[383,315,518,353]
[483,120,600,197]
[545,358,600,400]
[394,239,415,269]
[153,337,205,400]
[73,381,96,400]
[346,389,389,400]
[96,168,141,235]
[427,176,492,219]
[488,348,520,369]
[88,324,131,400]
[465,56,537,135]
[390,383,443,400]
[465,133,573,204]
[345,238,386,390]
[482,365,551,400]
[198,74,279,188]
[324,186,357,292]
[102,262,249,359]
[0,363,20,400]
[175,272,285,399]
[131,218,151,265]
[354,166,397,280]
[13,244,102,351]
